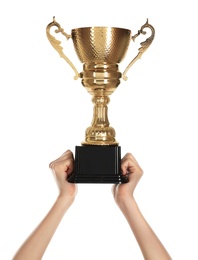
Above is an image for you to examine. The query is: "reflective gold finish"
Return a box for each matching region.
[46,18,155,145]
[46,17,79,80]
[122,19,155,80]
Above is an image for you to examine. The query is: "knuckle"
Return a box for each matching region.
[139,168,144,176]
[49,162,54,169]
[126,152,132,158]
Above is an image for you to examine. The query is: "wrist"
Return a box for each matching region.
[57,193,75,209]
[116,194,136,209]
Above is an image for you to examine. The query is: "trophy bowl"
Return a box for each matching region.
[71,27,131,64]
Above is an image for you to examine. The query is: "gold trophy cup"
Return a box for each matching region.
[46,17,155,183]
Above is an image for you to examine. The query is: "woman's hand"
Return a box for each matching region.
[49,150,77,201]
[112,153,171,260]
[112,152,143,205]
[13,150,78,260]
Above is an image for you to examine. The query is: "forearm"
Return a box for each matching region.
[118,196,171,260]
[13,195,73,260]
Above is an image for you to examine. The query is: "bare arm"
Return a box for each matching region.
[112,153,171,260]
[13,150,77,260]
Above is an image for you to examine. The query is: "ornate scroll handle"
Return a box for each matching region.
[122,19,155,81]
[46,17,79,80]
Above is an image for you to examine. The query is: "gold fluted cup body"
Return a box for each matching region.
[72,27,131,64]
[72,27,131,145]
[46,18,155,146]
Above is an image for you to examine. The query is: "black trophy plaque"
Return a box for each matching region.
[68,146,128,183]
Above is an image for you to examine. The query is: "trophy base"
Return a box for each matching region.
[67,145,128,184]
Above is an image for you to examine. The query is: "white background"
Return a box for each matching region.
[0,0,198,259]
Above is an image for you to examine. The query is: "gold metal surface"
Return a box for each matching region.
[71,26,131,63]
[122,19,155,80]
[46,18,155,145]
[46,17,79,80]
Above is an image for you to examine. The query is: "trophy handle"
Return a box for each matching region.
[122,19,155,81]
[46,17,79,80]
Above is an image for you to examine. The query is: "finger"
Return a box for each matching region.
[122,152,140,166]
[51,163,69,173]
[59,150,73,160]
[126,153,139,164]
[50,153,73,166]
[49,151,74,169]
[121,158,134,175]
[66,163,74,175]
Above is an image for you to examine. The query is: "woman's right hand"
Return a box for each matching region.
[49,150,77,201]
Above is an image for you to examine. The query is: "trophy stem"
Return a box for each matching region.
[91,92,110,127]
[82,89,118,146]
